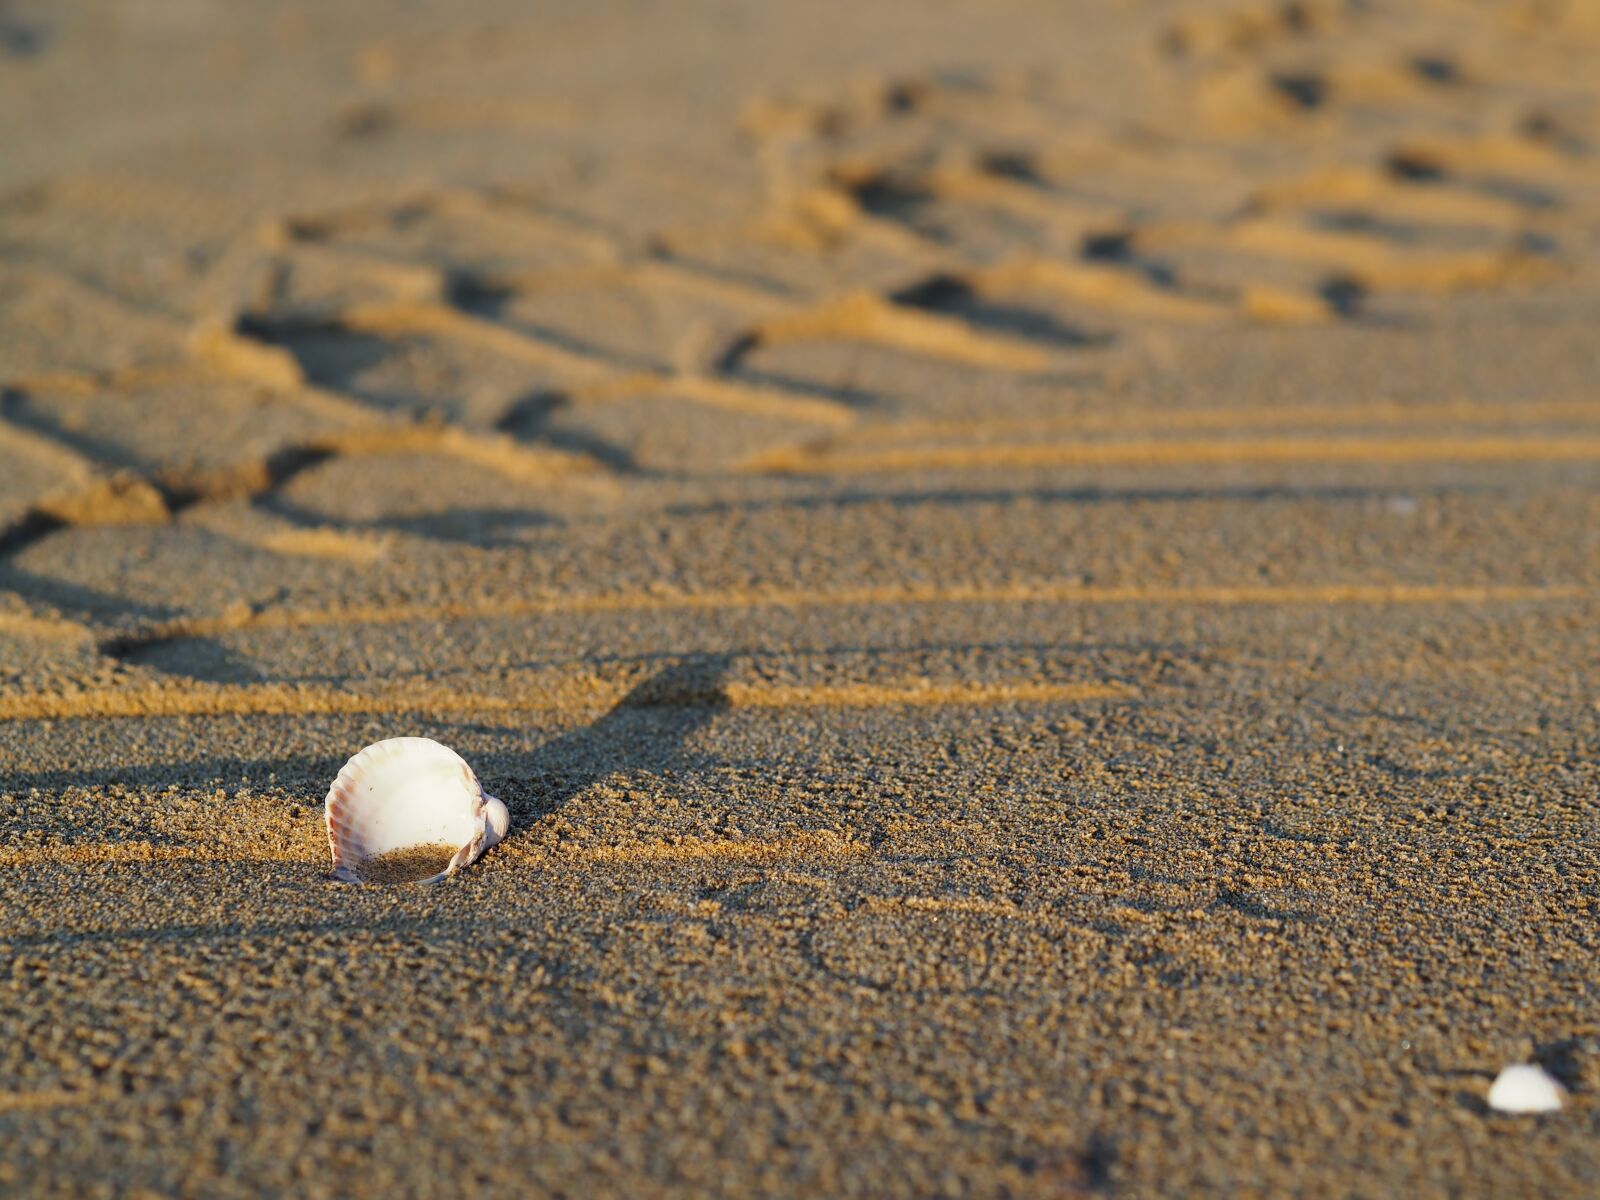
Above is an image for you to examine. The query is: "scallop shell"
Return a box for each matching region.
[324,737,510,883]
[1487,1063,1566,1114]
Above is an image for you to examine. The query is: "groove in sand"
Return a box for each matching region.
[472,258,793,313]
[320,423,602,484]
[340,300,618,380]
[247,526,393,562]
[1250,165,1540,230]
[972,257,1229,323]
[819,397,1600,447]
[747,433,1600,475]
[566,370,855,427]
[191,325,308,391]
[666,373,857,427]
[323,304,854,428]
[722,680,1131,707]
[742,290,1054,371]
[0,681,568,723]
[0,676,1135,723]
[97,580,1584,658]
[169,329,606,485]
[1141,218,1559,292]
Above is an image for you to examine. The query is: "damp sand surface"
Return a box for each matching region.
[2,1,1600,1197]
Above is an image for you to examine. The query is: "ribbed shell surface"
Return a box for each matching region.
[324,737,485,871]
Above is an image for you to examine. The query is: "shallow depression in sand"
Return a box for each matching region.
[357,843,458,884]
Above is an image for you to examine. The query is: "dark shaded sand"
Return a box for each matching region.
[2,0,1599,1195]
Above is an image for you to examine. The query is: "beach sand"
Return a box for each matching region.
[1,0,1598,1194]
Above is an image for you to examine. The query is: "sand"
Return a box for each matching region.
[1,0,1598,1195]
[355,845,460,887]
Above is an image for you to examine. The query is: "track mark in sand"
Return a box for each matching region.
[886,274,1110,348]
[722,290,1055,372]
[334,300,617,381]
[251,527,390,563]
[655,373,857,427]
[239,301,855,430]
[231,293,620,385]
[1250,163,1552,233]
[722,680,1132,708]
[0,407,172,557]
[0,674,1135,724]
[438,268,863,425]
[0,476,171,559]
[1390,133,1590,185]
[0,403,161,560]
[836,156,1113,241]
[457,256,794,315]
[962,259,1229,324]
[1238,284,1339,324]
[749,179,949,261]
[0,680,568,723]
[816,397,1600,448]
[1138,217,1560,295]
[83,580,1583,675]
[186,516,394,563]
[558,370,856,428]
[195,323,612,483]
[288,407,602,488]
[190,324,311,392]
[747,433,1600,476]
[318,422,601,485]
[797,159,1239,326]
[15,324,603,510]
[736,12,1593,342]
[2,389,594,561]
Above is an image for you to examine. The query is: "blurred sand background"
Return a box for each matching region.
[2,0,1599,1194]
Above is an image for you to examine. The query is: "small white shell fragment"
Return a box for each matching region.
[1487,1064,1566,1114]
[324,736,510,883]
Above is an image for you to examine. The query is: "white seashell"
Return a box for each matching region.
[1487,1064,1566,1114]
[324,737,510,884]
